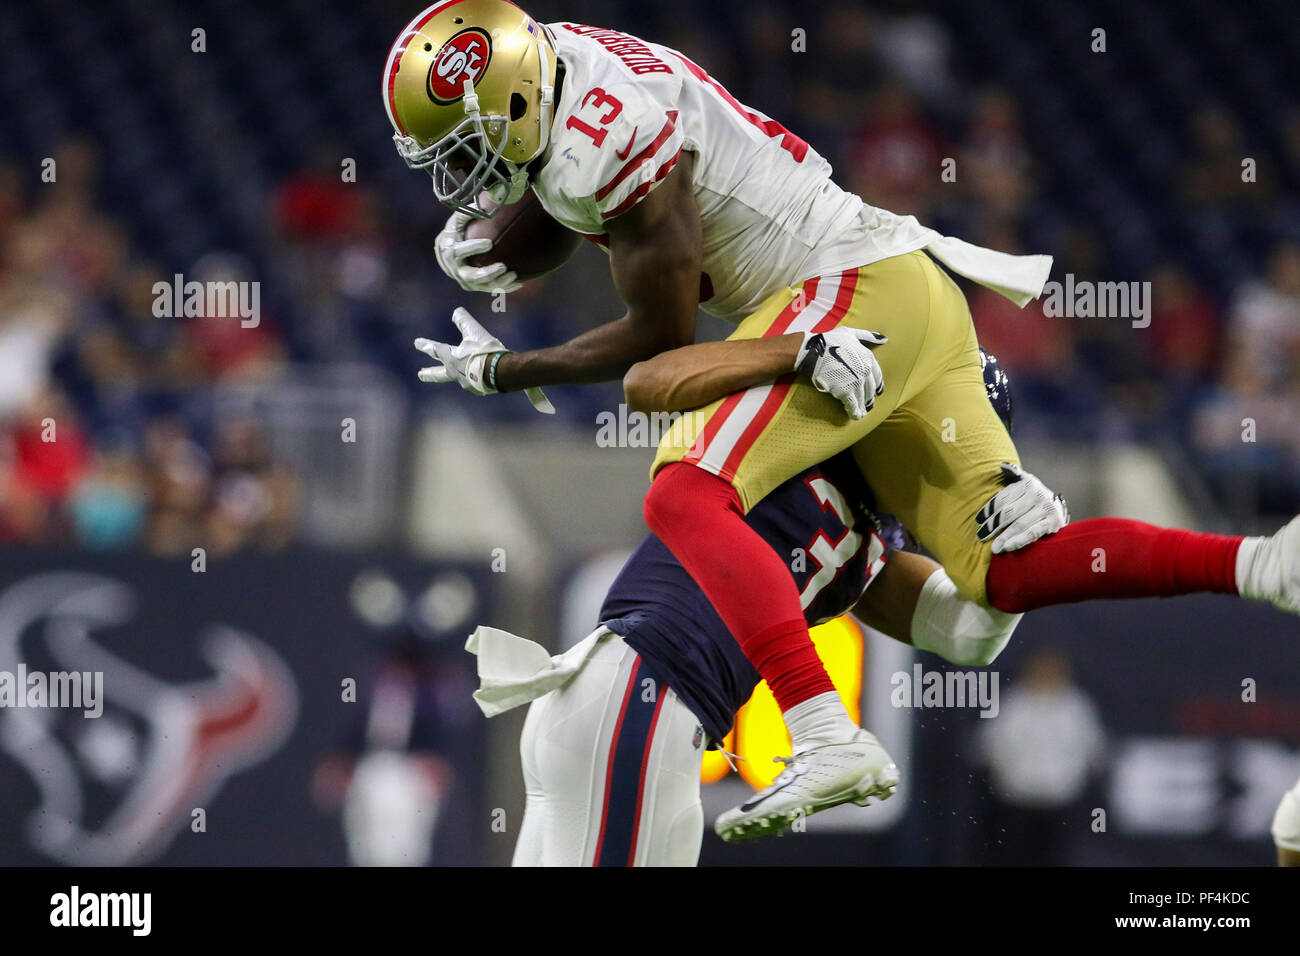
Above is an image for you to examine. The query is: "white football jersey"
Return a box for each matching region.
[531,22,1052,324]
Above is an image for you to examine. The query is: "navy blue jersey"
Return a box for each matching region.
[599,453,886,743]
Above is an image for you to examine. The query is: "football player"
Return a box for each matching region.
[388,2,1300,834]
[472,345,1037,863]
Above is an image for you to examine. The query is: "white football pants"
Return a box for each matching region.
[512,632,705,866]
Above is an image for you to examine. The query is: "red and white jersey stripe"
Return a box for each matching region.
[683,271,861,481]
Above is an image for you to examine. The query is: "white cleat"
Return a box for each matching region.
[713,729,899,843]
[1242,515,1300,615]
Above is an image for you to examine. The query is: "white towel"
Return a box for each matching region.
[824,206,1054,308]
[923,234,1054,308]
[465,625,612,717]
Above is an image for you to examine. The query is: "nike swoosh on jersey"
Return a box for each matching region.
[615,127,639,160]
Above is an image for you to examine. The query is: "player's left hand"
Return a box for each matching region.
[794,327,889,420]
[975,463,1070,553]
[414,308,555,414]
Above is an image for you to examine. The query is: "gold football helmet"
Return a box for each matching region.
[383,0,557,217]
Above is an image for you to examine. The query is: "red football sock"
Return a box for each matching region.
[986,517,1243,613]
[643,462,835,711]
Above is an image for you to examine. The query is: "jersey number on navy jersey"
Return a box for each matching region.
[798,475,867,611]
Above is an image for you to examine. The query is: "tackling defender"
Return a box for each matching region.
[387,1,1300,835]
[473,337,1296,861]
[472,347,1035,864]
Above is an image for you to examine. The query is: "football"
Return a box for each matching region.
[465,190,583,281]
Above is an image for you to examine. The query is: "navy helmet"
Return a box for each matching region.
[980,348,1014,434]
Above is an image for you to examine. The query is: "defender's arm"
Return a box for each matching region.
[624,322,888,419]
[852,550,1021,667]
[622,334,803,413]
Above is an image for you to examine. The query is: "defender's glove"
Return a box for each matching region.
[434,211,523,294]
[794,327,889,420]
[414,308,554,414]
[975,463,1070,553]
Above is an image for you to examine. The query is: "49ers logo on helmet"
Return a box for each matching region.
[426,27,493,104]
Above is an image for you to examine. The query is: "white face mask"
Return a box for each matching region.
[393,40,555,219]
[393,104,514,218]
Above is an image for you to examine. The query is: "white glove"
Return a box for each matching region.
[975,463,1070,553]
[794,327,889,419]
[434,211,522,294]
[414,308,554,414]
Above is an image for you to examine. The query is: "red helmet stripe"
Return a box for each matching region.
[384,0,472,135]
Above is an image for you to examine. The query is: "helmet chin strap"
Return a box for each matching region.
[487,166,530,205]
[488,36,555,207]
[536,39,556,155]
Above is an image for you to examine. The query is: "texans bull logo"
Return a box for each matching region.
[0,573,297,865]
[427,27,492,104]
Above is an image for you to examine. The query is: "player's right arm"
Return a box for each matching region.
[491,154,703,389]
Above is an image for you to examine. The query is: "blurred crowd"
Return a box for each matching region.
[0,143,297,552]
[2,0,1298,556]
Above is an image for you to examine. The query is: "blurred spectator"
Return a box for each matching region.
[794,4,886,151]
[740,5,800,123]
[846,83,945,219]
[1191,242,1300,517]
[70,441,148,550]
[0,389,91,545]
[1181,104,1277,210]
[0,282,73,420]
[188,252,286,383]
[205,417,299,554]
[957,87,1035,231]
[274,146,369,244]
[313,629,460,867]
[1191,381,1298,518]
[871,0,956,111]
[142,416,212,556]
[968,226,1105,437]
[140,414,299,557]
[272,150,391,362]
[1147,264,1223,382]
[970,285,1069,377]
[978,649,1106,866]
[0,163,26,249]
[21,140,127,298]
[75,261,202,427]
[1223,242,1300,389]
